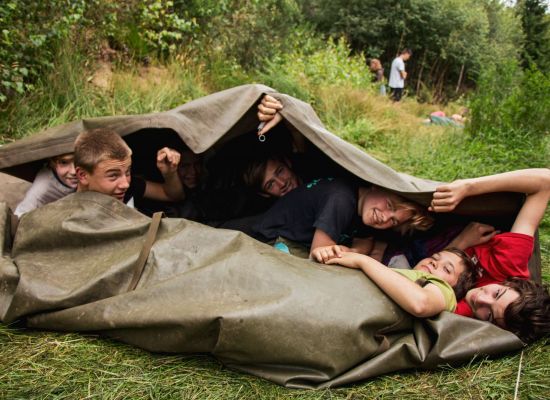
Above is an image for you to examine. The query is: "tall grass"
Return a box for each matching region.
[1,46,549,399]
[0,53,211,142]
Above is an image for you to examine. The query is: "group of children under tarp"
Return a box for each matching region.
[12,94,550,345]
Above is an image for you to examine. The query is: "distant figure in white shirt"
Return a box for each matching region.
[388,48,412,102]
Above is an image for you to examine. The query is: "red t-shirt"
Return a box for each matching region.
[454,232,533,316]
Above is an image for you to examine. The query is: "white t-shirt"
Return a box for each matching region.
[15,167,75,216]
[388,56,406,88]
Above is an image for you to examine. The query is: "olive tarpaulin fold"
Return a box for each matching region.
[0,193,523,388]
[0,84,525,215]
[0,84,532,387]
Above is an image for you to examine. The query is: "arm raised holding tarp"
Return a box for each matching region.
[430,168,550,343]
[429,168,550,216]
[433,168,550,249]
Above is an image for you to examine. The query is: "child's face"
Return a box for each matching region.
[465,284,520,327]
[50,154,78,188]
[360,188,412,230]
[414,251,465,287]
[78,157,131,202]
[177,151,202,189]
[261,159,299,198]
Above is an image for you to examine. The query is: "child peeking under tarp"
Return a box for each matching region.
[15,153,78,217]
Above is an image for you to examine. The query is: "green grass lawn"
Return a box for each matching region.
[1,65,549,399]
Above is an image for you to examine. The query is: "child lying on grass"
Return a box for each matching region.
[317,245,476,316]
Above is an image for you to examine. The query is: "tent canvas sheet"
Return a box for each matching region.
[0,84,534,388]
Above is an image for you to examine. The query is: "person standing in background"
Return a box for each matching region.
[369,58,386,96]
[388,48,412,102]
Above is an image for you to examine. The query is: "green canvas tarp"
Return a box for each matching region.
[0,84,524,215]
[0,84,533,388]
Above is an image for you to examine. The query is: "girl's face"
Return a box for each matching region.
[359,188,412,230]
[414,251,465,287]
[50,154,78,188]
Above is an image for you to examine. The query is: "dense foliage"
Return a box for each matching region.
[469,60,550,141]
[0,0,88,102]
[0,0,548,146]
[299,0,528,101]
[2,0,549,104]
[0,0,306,103]
[517,0,550,71]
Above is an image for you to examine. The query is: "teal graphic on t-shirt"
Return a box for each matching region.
[306,177,334,189]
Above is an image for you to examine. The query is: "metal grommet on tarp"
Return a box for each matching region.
[257,121,266,142]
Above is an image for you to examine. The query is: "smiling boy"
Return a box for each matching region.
[74,129,185,206]
[252,178,433,257]
[15,153,78,216]
[321,246,476,316]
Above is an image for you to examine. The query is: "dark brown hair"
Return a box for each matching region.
[502,277,550,343]
[74,129,132,173]
[243,155,290,193]
[443,247,477,299]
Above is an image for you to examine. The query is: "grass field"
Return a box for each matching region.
[1,62,549,399]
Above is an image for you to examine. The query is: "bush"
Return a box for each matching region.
[0,0,88,102]
[468,60,550,141]
[261,37,373,103]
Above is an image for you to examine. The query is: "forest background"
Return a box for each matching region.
[1,0,549,398]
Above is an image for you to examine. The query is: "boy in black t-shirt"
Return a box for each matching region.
[252,178,433,258]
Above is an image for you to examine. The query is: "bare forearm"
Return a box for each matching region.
[162,172,185,201]
[461,168,550,197]
[349,237,374,255]
[356,258,441,317]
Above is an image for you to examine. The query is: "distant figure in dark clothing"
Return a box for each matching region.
[369,58,386,96]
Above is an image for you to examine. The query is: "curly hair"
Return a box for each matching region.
[502,277,550,344]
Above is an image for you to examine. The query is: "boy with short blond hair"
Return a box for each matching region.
[74,128,185,205]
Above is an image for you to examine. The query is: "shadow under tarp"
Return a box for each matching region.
[0,195,523,388]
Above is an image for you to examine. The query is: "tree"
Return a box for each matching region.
[517,0,550,71]
[298,0,524,100]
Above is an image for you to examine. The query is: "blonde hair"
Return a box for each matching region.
[74,129,132,173]
[394,197,434,235]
